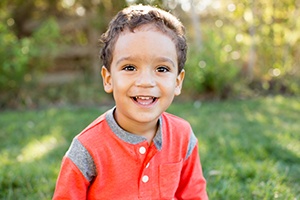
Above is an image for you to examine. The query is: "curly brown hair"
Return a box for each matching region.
[99,5,187,74]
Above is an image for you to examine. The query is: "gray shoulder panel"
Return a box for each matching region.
[66,138,97,182]
[185,131,198,160]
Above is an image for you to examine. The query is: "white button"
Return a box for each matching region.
[139,146,146,154]
[142,175,149,183]
[146,163,150,168]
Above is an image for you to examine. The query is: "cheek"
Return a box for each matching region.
[159,79,178,92]
[111,76,130,92]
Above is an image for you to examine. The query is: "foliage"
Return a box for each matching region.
[25,80,111,108]
[225,0,300,95]
[0,97,299,199]
[184,29,241,99]
[1,0,300,109]
[183,0,300,98]
[0,23,29,94]
[0,17,60,108]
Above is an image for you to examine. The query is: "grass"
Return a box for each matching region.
[0,96,299,199]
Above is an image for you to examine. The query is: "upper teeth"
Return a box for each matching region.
[136,96,153,100]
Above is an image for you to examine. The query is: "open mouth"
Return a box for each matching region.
[132,96,158,106]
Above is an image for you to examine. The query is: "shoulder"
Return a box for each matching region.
[161,112,191,132]
[64,109,113,181]
[79,113,106,136]
[65,137,97,181]
[65,108,115,159]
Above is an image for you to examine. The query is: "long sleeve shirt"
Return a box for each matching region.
[53,108,208,199]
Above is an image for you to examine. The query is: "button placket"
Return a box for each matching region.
[142,162,151,183]
[146,163,150,168]
[138,144,157,197]
[137,145,150,185]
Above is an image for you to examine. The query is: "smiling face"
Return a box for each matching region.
[101,25,185,134]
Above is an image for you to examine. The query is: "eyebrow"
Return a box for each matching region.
[116,56,176,68]
[115,56,133,66]
[156,57,176,68]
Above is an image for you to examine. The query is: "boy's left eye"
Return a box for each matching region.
[156,66,170,73]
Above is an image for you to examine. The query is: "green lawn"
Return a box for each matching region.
[0,96,299,199]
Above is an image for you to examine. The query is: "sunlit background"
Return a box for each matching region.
[0,1,300,199]
[1,0,299,109]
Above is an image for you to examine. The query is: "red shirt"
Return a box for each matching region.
[53,108,208,199]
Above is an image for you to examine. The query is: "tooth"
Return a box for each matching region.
[137,96,152,100]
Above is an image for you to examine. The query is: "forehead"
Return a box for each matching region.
[113,23,177,51]
[133,23,177,41]
[112,26,178,65]
[116,27,176,52]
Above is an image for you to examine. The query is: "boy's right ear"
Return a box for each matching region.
[101,66,113,93]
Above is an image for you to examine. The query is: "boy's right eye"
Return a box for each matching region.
[122,65,136,71]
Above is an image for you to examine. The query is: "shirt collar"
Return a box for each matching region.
[105,107,163,150]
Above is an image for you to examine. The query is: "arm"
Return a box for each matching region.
[53,157,90,199]
[175,134,208,200]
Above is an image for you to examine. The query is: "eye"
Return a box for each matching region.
[122,65,136,71]
[156,66,170,73]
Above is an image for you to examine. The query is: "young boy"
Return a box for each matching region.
[53,4,208,199]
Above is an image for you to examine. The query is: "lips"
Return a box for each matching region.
[132,96,158,106]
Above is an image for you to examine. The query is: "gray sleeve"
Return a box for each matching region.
[185,131,198,160]
[66,138,97,182]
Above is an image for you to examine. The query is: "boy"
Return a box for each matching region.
[53,4,208,199]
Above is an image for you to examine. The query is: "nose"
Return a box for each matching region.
[135,69,155,87]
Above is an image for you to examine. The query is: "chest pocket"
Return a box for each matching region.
[159,160,183,198]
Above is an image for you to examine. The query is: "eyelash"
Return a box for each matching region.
[156,66,170,73]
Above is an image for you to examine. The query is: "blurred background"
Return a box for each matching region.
[1,0,299,109]
[1,1,300,199]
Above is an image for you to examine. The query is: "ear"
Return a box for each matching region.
[174,69,185,96]
[101,66,113,93]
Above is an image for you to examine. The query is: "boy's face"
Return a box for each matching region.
[101,25,185,128]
